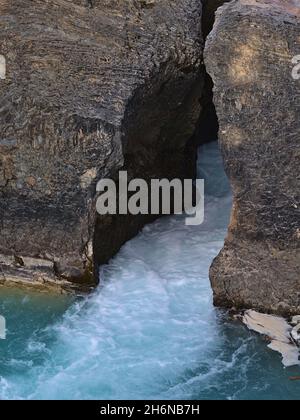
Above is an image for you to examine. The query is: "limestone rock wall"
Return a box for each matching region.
[0,0,204,290]
[205,0,300,315]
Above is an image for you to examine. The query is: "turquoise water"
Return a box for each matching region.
[0,142,299,400]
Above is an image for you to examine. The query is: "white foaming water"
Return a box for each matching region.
[1,142,300,400]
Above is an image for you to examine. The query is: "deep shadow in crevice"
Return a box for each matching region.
[92,0,228,284]
[93,65,204,281]
[202,0,231,39]
[192,70,219,145]
[192,0,231,146]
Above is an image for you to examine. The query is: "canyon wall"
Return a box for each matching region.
[1,0,298,312]
[0,0,204,291]
[206,0,300,315]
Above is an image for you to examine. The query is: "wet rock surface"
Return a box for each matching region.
[0,0,204,290]
[205,0,300,315]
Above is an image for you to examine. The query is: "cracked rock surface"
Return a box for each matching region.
[206,0,300,315]
[0,0,204,290]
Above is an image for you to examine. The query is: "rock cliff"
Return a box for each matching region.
[206,0,300,315]
[0,0,204,290]
[1,0,298,312]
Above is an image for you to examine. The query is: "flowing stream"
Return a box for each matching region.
[0,142,299,400]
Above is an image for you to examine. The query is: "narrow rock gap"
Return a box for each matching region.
[202,0,230,39]
[195,0,231,146]
[92,1,229,286]
[191,71,219,146]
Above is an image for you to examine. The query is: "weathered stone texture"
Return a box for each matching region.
[206,0,300,315]
[0,0,203,290]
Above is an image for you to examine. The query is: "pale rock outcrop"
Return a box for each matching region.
[243,310,300,367]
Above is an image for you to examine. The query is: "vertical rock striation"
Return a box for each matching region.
[0,0,204,291]
[205,0,300,315]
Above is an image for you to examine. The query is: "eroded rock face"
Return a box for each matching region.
[0,0,204,291]
[205,0,300,315]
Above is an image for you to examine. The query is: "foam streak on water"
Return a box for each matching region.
[0,143,299,400]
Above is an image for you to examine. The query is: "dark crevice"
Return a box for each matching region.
[193,0,231,146]
[93,66,204,279]
[202,0,231,39]
[192,69,219,146]
[92,0,228,285]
